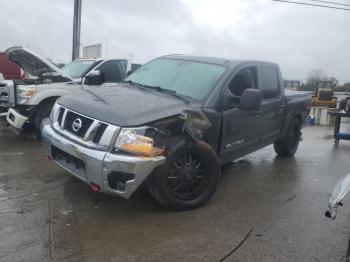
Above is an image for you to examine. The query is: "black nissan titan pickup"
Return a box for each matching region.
[41,55,311,210]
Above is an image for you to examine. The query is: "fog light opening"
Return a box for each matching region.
[90,183,101,192]
[107,172,135,191]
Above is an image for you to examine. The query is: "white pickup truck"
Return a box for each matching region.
[0,46,129,135]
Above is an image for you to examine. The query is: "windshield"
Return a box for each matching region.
[61,60,96,79]
[125,58,226,101]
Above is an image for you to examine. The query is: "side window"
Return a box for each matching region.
[261,66,279,99]
[227,66,258,105]
[96,60,126,83]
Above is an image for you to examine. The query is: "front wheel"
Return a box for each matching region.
[148,140,220,211]
[34,103,54,138]
[274,118,301,157]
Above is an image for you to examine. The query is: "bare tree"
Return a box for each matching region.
[306,69,328,84]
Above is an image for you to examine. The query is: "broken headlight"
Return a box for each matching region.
[16,85,37,104]
[114,127,168,157]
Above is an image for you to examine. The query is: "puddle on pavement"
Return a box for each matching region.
[221,159,252,174]
[323,134,334,140]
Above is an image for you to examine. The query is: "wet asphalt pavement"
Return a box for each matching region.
[1,119,350,262]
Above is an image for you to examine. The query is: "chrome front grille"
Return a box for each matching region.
[51,105,120,149]
[0,81,11,105]
[0,91,8,102]
[57,107,65,126]
[0,80,15,106]
[63,111,94,137]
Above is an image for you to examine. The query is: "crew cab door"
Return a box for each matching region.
[220,66,261,163]
[83,60,127,90]
[258,65,285,141]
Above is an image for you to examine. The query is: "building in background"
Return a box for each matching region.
[82,44,102,59]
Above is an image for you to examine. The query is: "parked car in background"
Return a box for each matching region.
[0,51,25,112]
[1,46,129,135]
[41,55,311,210]
[0,51,25,80]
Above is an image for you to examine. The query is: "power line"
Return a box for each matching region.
[272,0,350,11]
[310,0,350,7]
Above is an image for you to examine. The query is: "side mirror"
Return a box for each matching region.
[84,70,105,85]
[239,89,262,111]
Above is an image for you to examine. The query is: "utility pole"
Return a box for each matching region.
[72,0,82,61]
[105,35,108,58]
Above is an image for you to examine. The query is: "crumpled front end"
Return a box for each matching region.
[41,115,166,198]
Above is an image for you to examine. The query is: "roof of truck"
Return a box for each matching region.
[162,54,278,67]
[75,58,128,61]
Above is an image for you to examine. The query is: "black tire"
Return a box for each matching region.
[147,140,220,211]
[274,118,301,157]
[34,103,53,137]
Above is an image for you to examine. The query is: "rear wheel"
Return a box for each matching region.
[34,103,53,138]
[148,140,220,211]
[274,118,301,157]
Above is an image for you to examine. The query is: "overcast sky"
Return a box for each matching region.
[0,0,349,82]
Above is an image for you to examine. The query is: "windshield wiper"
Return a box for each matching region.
[122,80,147,91]
[141,84,190,104]
[123,80,189,103]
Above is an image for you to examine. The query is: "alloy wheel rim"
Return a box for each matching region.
[167,153,209,200]
[289,123,300,149]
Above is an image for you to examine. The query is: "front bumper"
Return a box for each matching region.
[6,108,29,132]
[41,120,166,198]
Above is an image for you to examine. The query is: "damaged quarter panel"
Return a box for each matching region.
[194,107,222,151]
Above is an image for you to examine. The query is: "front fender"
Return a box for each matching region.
[27,89,73,105]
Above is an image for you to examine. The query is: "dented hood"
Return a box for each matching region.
[5,46,73,81]
[58,83,191,126]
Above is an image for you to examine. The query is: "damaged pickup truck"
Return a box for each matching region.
[42,55,311,210]
[1,46,129,135]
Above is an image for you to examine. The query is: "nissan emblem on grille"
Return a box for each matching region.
[72,118,82,132]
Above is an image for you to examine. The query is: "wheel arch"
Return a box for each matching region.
[147,137,221,210]
[27,88,71,105]
[294,114,302,122]
[37,96,60,107]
